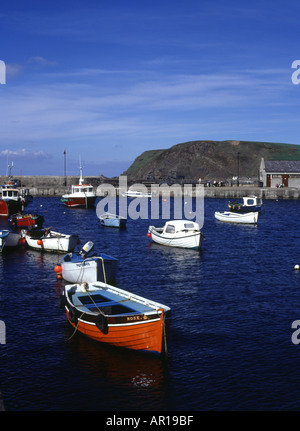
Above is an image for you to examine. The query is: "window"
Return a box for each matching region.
[165,224,175,233]
[184,223,194,229]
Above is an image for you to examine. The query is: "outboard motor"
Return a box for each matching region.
[80,241,94,258]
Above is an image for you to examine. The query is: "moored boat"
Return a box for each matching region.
[121,189,152,198]
[9,213,44,229]
[214,211,258,224]
[0,230,21,252]
[59,241,118,283]
[147,220,204,250]
[228,195,263,213]
[0,168,32,216]
[61,164,97,208]
[60,281,170,355]
[99,213,126,228]
[24,228,79,252]
[0,186,26,216]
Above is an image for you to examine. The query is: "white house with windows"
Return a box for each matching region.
[260,158,300,187]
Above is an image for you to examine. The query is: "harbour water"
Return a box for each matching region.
[1,196,300,411]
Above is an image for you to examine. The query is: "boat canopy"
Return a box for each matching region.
[242,196,262,206]
[71,185,94,193]
[1,188,20,199]
[163,220,200,233]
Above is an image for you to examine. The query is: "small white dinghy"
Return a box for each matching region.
[214,211,258,224]
[148,220,204,250]
[24,228,79,252]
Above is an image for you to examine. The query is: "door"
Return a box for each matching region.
[282,174,289,187]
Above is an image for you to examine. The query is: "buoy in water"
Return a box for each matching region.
[54,265,62,279]
[294,264,300,270]
[54,265,62,273]
[147,232,151,238]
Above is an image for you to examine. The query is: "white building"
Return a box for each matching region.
[260,158,300,187]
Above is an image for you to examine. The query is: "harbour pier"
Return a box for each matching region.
[1,175,300,199]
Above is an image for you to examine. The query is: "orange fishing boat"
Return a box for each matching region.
[60,282,170,355]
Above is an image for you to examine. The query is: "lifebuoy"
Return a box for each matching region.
[95,314,108,334]
[68,306,77,324]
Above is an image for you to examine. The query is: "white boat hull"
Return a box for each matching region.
[214,211,258,224]
[99,213,126,228]
[25,230,79,252]
[148,226,203,250]
[121,191,152,198]
[61,257,118,283]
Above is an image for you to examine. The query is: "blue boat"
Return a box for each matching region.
[59,241,118,284]
[99,213,127,228]
[0,229,21,252]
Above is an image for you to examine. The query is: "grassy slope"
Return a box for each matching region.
[124,140,300,179]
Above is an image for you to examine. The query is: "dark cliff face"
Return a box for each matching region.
[124,140,300,183]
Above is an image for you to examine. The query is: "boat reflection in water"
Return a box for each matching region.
[62,323,168,410]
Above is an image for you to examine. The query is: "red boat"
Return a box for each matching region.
[9,213,44,229]
[0,199,22,217]
[0,184,32,216]
[61,165,97,208]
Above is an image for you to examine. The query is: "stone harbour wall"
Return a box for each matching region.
[1,176,300,199]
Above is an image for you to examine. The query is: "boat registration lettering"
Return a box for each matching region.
[76,262,90,267]
[126,315,146,322]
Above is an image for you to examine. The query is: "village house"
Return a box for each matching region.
[260,158,300,187]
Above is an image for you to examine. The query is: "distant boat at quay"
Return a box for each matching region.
[0,167,33,216]
[61,164,97,208]
[121,189,152,198]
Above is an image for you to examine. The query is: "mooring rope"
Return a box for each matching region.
[67,310,85,341]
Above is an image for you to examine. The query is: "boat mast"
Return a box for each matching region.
[79,156,84,186]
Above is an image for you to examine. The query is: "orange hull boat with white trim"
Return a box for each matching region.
[61,282,170,355]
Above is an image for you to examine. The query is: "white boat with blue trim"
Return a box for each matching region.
[60,241,118,284]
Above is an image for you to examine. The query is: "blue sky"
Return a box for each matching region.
[0,0,300,177]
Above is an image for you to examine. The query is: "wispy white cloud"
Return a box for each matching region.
[6,56,56,80]
[0,62,297,177]
[0,148,51,159]
[0,67,293,142]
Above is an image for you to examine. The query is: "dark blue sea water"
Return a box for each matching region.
[1,196,300,411]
